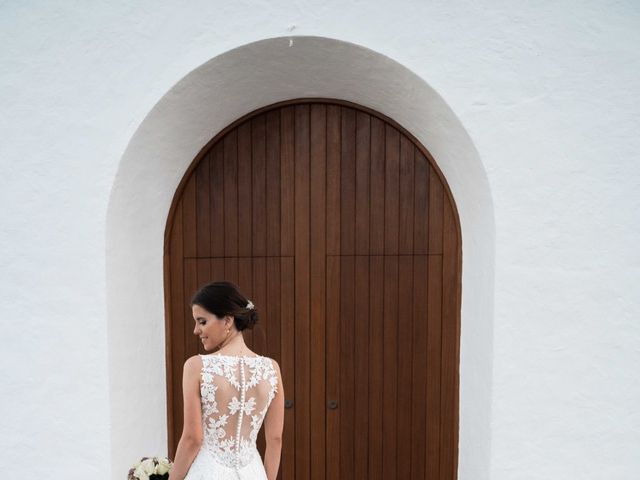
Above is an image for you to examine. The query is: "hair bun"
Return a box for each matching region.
[236,306,258,331]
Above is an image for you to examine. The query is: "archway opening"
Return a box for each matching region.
[106,36,495,480]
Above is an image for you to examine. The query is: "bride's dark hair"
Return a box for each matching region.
[190,281,258,331]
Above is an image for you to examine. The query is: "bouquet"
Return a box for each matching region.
[128,456,173,480]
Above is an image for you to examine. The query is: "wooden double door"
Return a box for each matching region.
[164,99,461,479]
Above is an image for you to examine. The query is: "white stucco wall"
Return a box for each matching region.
[1,2,638,480]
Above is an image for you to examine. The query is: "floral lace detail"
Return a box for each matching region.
[199,355,279,469]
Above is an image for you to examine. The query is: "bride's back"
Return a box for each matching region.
[199,353,279,469]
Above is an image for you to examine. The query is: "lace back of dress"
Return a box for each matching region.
[200,355,278,469]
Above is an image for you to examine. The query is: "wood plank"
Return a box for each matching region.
[428,168,443,255]
[325,255,340,479]
[266,109,281,257]
[355,111,371,255]
[183,173,197,258]
[266,256,281,360]
[426,255,442,478]
[177,257,198,445]
[399,134,415,254]
[370,117,385,255]
[196,258,211,288]
[414,149,429,255]
[340,106,356,255]
[339,255,355,479]
[207,259,241,352]
[280,257,295,480]
[397,254,414,478]
[384,125,400,255]
[210,257,225,286]
[280,107,295,257]
[237,121,252,257]
[252,114,267,257]
[326,105,341,256]
[252,257,268,355]
[309,103,327,480]
[196,259,211,354]
[195,154,211,257]
[410,255,428,480]
[354,254,370,478]
[224,129,238,257]
[440,199,459,480]
[382,255,398,478]
[210,142,225,257]
[294,104,311,480]
[367,255,384,480]
[183,258,199,358]
[223,257,239,286]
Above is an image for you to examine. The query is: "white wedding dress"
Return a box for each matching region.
[184,354,279,480]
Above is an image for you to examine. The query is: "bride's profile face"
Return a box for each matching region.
[192,304,231,351]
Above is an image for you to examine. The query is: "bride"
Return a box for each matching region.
[168,281,284,480]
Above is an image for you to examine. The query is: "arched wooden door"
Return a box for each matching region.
[164,99,461,479]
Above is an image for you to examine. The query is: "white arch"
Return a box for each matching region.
[106,36,495,480]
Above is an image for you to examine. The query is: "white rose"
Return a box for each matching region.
[156,458,172,475]
[133,464,150,480]
[142,457,157,474]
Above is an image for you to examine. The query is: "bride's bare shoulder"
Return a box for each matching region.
[184,354,203,369]
[263,356,282,375]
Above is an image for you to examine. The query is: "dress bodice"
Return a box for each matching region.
[198,354,279,471]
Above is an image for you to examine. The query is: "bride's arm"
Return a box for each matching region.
[263,360,285,480]
[168,356,203,480]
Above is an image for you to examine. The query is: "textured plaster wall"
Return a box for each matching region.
[0,2,638,480]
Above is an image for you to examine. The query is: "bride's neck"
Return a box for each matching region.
[216,330,247,353]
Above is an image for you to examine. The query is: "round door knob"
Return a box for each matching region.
[284,399,294,409]
[327,400,338,410]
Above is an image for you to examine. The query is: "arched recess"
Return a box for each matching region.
[106,36,495,480]
[164,98,461,479]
